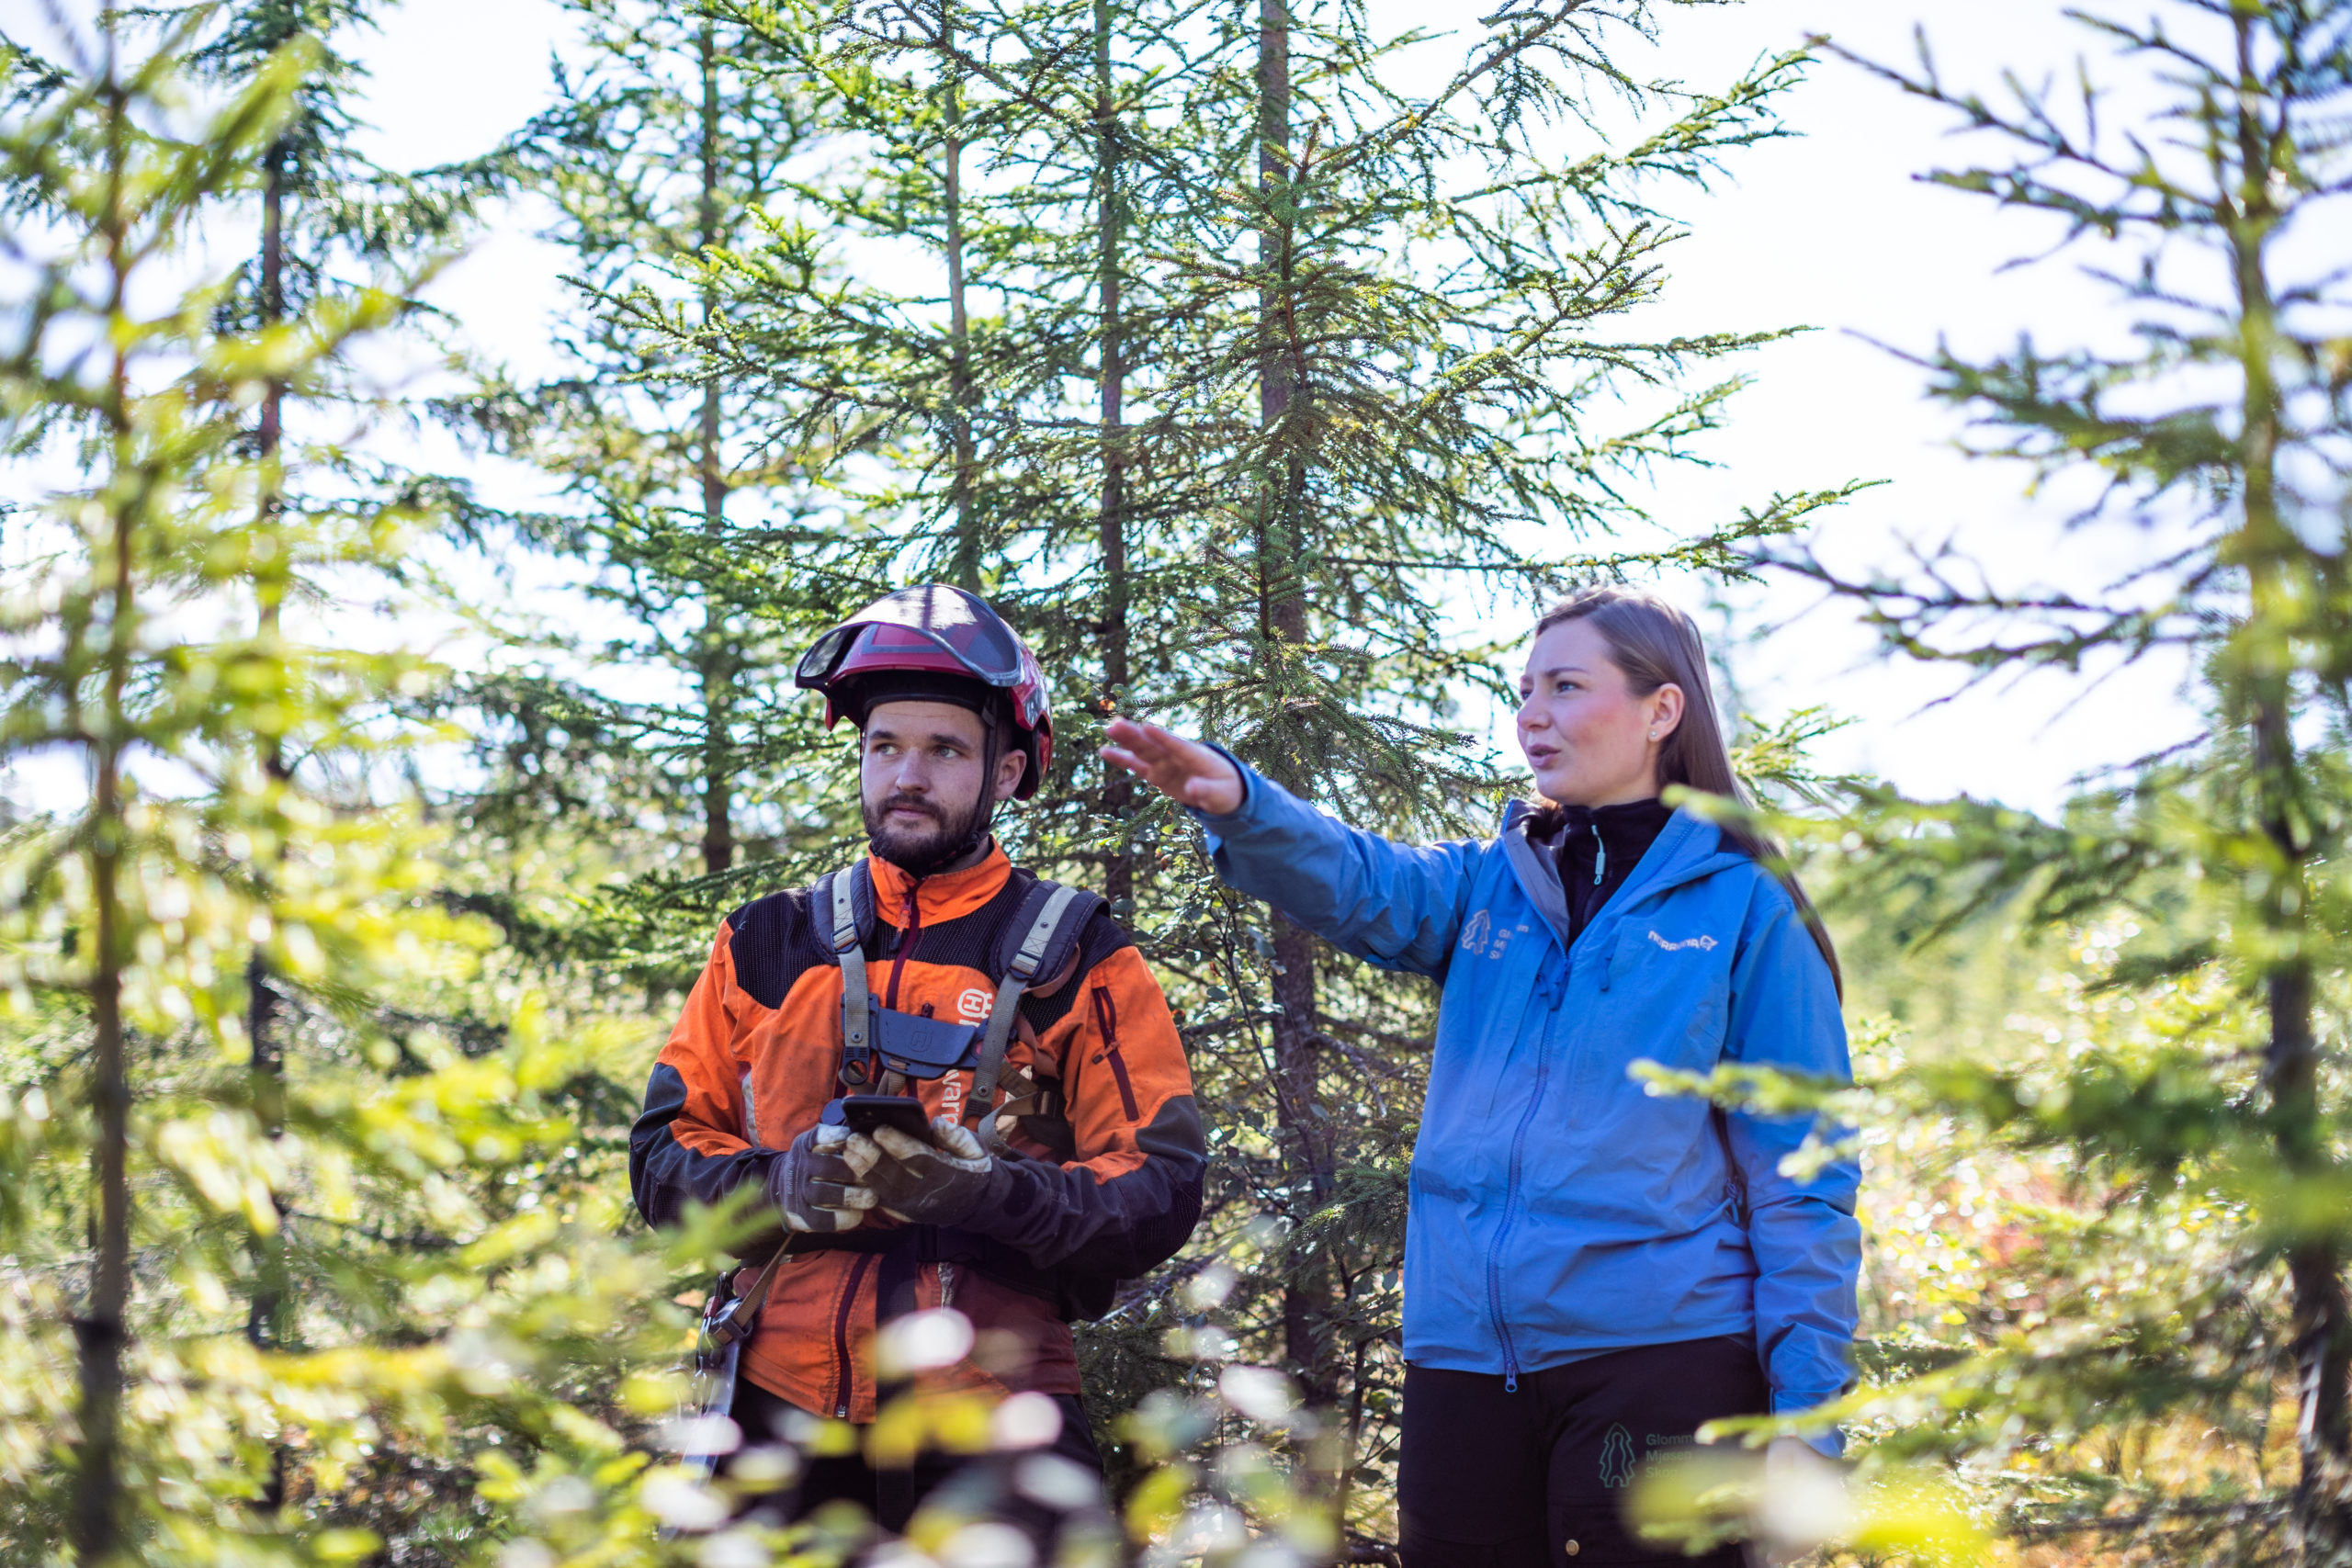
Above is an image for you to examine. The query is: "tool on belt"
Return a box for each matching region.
[675,1241,793,1484]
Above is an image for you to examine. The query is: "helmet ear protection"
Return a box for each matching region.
[797,585,1054,801]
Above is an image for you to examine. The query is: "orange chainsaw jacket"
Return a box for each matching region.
[629,845,1205,1423]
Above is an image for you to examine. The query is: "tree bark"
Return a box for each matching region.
[943,1,978,591]
[256,135,284,546]
[1094,0,1133,911]
[2231,19,2350,1557]
[245,131,291,1514]
[697,22,735,876]
[77,620,131,1568]
[74,46,132,1563]
[1254,0,1331,1395]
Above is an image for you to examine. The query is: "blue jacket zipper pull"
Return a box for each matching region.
[1592,824,1605,886]
[1505,1371,1519,1393]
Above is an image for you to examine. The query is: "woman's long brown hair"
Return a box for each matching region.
[1525,586,1843,998]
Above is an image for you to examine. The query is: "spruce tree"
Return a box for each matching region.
[730,0,1234,893]
[0,17,713,1568]
[179,0,485,1483]
[696,0,1091,597]
[441,0,875,968]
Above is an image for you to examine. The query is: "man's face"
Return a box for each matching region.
[859,700,1025,870]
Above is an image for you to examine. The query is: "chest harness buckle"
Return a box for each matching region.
[813,861,1098,1150]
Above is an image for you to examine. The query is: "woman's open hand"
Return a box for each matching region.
[1100,718,1245,816]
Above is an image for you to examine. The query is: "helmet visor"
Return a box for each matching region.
[796,585,1025,690]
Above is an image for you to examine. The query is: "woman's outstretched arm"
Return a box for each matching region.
[1101,717,1486,981]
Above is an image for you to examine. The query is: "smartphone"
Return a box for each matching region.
[836,1094,937,1145]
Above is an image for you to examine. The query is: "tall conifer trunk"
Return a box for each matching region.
[74,44,132,1562]
[79,483,132,1568]
[2231,19,2350,1556]
[1255,0,1330,1395]
[1094,0,1132,908]
[249,133,286,1100]
[245,131,291,1512]
[943,0,978,590]
[697,22,734,876]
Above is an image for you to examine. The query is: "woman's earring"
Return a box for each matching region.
[1647,728,1657,740]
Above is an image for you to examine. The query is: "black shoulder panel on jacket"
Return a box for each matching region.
[725,887,832,1010]
[1019,902,1138,1035]
[630,1061,776,1238]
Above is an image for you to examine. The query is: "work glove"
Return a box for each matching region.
[763,1122,873,1233]
[843,1116,1005,1227]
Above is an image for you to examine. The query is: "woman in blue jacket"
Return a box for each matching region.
[1102,587,1858,1568]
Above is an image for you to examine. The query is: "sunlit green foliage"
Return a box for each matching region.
[26,2,2350,1567]
[1632,5,2352,1564]
[0,14,697,1568]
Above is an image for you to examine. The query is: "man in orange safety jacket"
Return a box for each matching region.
[629,584,1205,1530]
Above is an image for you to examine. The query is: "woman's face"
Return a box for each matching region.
[1515,617,1683,808]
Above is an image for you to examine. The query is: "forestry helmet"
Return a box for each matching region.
[795,584,1054,799]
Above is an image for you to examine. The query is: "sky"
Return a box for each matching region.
[2,0,2241,814]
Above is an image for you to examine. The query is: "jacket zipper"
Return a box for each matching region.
[1483,825,1724,1391]
[829,1252,877,1418]
[1091,987,1138,1121]
[885,888,922,1011]
[1486,972,1560,1393]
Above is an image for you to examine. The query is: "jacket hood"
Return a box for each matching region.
[1498,797,1755,952]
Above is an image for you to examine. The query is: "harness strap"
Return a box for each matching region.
[964,883,1088,1134]
[827,868,871,1084]
[990,1089,1052,1121]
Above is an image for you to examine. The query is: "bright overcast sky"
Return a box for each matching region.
[4,0,2227,815]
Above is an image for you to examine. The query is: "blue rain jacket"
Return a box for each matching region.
[1195,762,1860,1428]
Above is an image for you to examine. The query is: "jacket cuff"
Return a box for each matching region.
[944,1155,1031,1245]
[1770,1389,1847,1458]
[1184,743,1256,824]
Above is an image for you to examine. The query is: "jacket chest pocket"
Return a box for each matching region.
[1588,927,1735,1078]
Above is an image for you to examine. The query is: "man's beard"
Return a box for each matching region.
[863,789,990,876]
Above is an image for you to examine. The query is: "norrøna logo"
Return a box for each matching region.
[1599,1423,1636,1488]
[1647,930,1718,953]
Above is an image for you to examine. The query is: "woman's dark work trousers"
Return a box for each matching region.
[1398,1337,1768,1568]
[724,1379,1104,1536]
